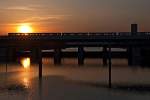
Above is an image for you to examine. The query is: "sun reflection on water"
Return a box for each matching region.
[21,57,31,69]
[22,77,30,88]
[20,57,31,88]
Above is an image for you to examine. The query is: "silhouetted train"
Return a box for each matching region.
[8,32,136,36]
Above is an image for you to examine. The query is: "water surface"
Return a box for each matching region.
[0,58,150,100]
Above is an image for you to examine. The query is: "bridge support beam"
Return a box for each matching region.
[38,48,42,79]
[78,47,85,66]
[5,48,8,72]
[54,48,61,65]
[128,47,141,66]
[108,46,112,88]
[102,46,108,66]
[8,47,16,62]
[128,24,141,66]
[31,48,39,63]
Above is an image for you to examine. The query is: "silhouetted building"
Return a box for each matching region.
[131,24,138,36]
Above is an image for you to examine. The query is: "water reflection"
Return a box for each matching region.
[21,57,30,69]
[1,57,150,100]
[20,57,31,88]
[2,58,150,86]
[22,75,30,88]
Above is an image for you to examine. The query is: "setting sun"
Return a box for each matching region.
[17,24,33,33]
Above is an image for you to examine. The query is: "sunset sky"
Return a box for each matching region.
[0,0,150,34]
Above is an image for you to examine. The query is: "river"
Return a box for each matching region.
[0,58,150,100]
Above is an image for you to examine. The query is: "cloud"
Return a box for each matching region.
[0,4,44,11]
[0,14,72,27]
[21,15,72,24]
[4,6,34,11]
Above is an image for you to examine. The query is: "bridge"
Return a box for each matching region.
[1,24,150,87]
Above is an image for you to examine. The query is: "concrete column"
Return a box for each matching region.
[54,48,61,65]
[38,48,42,79]
[102,46,108,66]
[128,24,141,66]
[127,47,133,66]
[108,46,112,88]
[31,48,39,63]
[5,48,8,72]
[78,47,84,66]
[140,48,150,66]
[128,47,141,66]
[8,47,15,62]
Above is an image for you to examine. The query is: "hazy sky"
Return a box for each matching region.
[0,0,150,34]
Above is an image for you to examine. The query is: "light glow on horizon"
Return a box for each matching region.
[17,24,33,33]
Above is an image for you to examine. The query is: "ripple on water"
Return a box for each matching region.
[0,83,30,95]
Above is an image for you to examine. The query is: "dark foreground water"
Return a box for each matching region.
[0,58,150,100]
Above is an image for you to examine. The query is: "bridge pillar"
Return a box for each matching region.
[128,24,141,66]
[102,46,108,66]
[127,47,132,66]
[7,47,16,62]
[128,47,141,66]
[140,48,150,66]
[54,48,61,65]
[31,48,39,63]
[78,47,85,66]
[38,48,42,79]
[108,46,112,88]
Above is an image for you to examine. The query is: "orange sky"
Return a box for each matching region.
[0,0,150,35]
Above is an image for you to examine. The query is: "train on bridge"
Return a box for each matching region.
[7,32,150,36]
[0,24,150,67]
